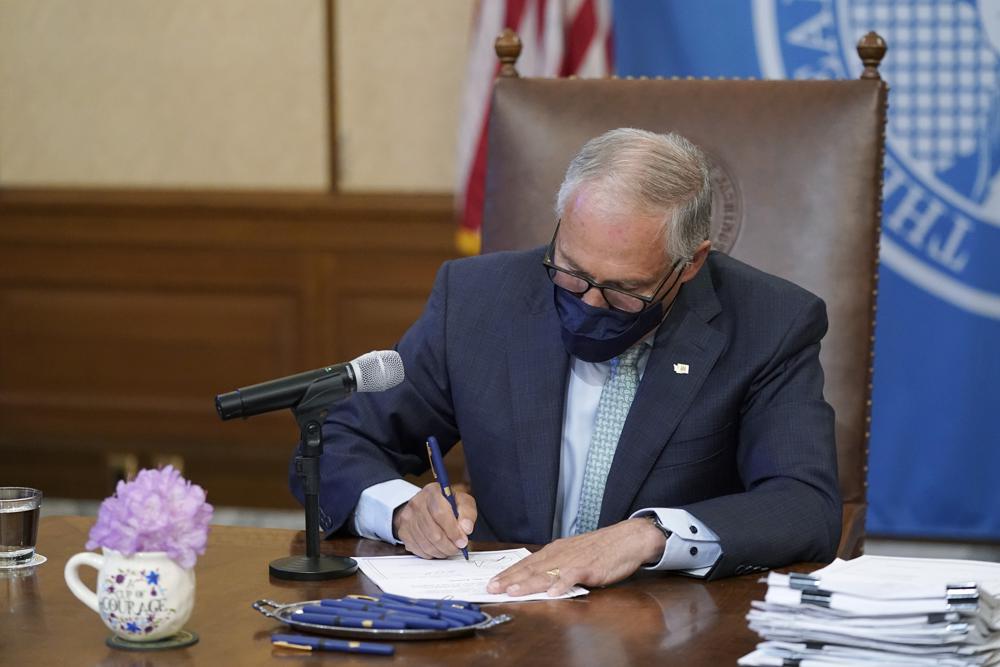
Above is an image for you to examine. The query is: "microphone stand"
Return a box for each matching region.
[269,371,359,581]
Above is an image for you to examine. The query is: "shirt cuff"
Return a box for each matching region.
[352,479,421,545]
[629,507,723,577]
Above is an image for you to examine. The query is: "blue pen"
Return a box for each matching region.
[379,592,481,612]
[271,633,394,656]
[293,611,407,630]
[366,594,486,625]
[346,594,484,625]
[325,598,466,628]
[306,602,452,630]
[426,435,469,560]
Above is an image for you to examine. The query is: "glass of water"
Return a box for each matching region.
[0,488,42,567]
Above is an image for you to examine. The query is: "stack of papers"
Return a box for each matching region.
[739,555,1000,666]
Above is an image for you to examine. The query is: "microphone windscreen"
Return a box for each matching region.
[350,350,405,392]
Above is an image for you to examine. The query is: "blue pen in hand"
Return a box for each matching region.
[426,435,469,560]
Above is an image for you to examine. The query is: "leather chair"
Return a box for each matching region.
[480,30,888,559]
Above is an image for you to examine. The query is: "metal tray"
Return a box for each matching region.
[253,599,512,641]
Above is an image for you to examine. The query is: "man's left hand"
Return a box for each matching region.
[486,518,666,597]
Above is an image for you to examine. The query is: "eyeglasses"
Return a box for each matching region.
[542,220,686,314]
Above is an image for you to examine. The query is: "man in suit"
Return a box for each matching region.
[291,128,841,595]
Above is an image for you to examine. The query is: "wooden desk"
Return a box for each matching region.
[2,516,779,665]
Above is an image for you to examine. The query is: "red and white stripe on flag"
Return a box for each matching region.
[454,0,613,255]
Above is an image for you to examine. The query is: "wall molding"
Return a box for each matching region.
[0,188,455,251]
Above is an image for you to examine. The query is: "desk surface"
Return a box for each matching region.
[2,516,785,666]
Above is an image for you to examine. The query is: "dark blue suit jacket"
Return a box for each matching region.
[291,247,841,579]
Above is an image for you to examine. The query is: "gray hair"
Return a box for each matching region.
[555,128,712,261]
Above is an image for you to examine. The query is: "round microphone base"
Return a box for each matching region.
[268,555,358,581]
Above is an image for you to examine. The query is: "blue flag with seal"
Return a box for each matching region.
[615,0,1000,540]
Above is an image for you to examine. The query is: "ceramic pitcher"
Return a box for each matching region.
[64,548,194,641]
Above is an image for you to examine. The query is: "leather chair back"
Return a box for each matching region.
[481,31,888,558]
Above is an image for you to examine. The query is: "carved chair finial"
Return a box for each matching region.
[857,31,887,81]
[495,28,522,78]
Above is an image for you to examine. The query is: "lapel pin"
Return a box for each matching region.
[673,363,690,375]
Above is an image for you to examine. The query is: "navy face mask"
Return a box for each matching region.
[553,285,680,363]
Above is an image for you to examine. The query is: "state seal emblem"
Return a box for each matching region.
[753,0,1000,319]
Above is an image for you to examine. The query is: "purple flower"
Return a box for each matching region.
[86,466,213,569]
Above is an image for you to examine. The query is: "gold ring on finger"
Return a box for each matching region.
[545,568,560,578]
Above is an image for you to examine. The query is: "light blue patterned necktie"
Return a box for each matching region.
[573,344,644,534]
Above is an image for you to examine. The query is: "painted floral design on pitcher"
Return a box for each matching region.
[98,566,177,637]
[65,549,196,641]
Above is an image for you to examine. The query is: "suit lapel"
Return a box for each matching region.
[508,290,570,544]
[598,262,726,527]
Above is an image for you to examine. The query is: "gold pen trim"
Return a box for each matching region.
[272,640,311,651]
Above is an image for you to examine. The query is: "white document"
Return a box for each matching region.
[353,548,589,603]
[768,570,974,601]
[812,556,1000,598]
[764,584,959,616]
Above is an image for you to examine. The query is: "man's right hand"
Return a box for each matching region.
[392,482,477,559]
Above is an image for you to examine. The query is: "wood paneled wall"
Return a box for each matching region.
[0,189,457,507]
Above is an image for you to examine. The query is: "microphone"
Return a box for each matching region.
[215,350,405,420]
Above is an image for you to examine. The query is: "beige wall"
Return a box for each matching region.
[0,0,472,193]
[0,0,330,189]
[334,0,473,193]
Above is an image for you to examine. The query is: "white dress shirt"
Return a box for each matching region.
[352,341,723,577]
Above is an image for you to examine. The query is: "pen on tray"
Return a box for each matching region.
[425,435,469,560]
[341,595,484,625]
[305,603,453,630]
[292,611,407,630]
[378,591,481,612]
[330,600,462,628]
[364,594,485,623]
[271,633,394,656]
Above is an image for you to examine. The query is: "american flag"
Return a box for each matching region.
[455,0,614,255]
